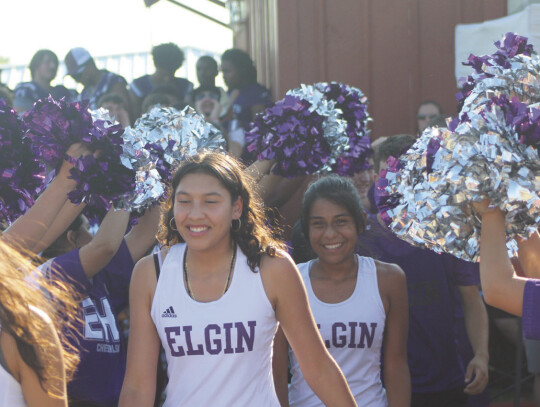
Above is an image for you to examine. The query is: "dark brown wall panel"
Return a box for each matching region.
[243,0,508,145]
[270,0,507,139]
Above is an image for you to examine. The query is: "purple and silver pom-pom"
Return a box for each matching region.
[381,97,540,262]
[374,155,405,227]
[315,82,373,175]
[0,99,46,227]
[120,106,226,210]
[246,85,347,178]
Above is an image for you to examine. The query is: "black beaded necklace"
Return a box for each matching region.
[183,244,237,301]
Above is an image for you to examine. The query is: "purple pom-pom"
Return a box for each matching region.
[23,97,93,168]
[67,151,136,211]
[0,99,46,227]
[66,110,135,210]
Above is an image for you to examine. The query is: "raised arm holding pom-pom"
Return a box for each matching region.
[2,143,91,252]
[476,201,540,340]
[476,202,529,316]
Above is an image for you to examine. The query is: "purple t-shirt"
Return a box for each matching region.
[230,82,271,128]
[42,239,134,406]
[523,279,540,340]
[357,216,480,393]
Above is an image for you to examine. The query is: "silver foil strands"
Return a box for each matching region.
[385,104,540,262]
[286,84,349,173]
[121,106,226,210]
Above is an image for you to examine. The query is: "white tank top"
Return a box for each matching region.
[0,325,27,407]
[289,255,388,407]
[151,243,280,407]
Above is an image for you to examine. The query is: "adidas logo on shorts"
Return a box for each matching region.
[162,306,177,318]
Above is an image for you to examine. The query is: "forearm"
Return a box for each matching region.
[305,358,356,406]
[118,385,155,407]
[3,176,73,251]
[480,210,526,314]
[125,206,160,262]
[384,360,411,407]
[32,200,86,254]
[462,290,489,361]
[517,231,540,278]
[92,208,130,250]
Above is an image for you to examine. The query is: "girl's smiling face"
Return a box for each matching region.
[174,172,242,253]
[308,198,359,265]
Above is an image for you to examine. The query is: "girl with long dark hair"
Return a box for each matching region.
[119,151,356,406]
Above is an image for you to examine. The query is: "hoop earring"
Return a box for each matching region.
[169,218,178,231]
[231,218,241,232]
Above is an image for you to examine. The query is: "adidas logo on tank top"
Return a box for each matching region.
[162,306,177,318]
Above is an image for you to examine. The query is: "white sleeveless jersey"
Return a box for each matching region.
[151,243,280,407]
[289,256,388,407]
[0,325,27,407]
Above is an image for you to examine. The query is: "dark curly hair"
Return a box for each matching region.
[221,48,257,84]
[152,43,184,73]
[300,175,366,240]
[157,151,286,271]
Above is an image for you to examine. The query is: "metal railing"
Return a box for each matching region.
[0,46,222,91]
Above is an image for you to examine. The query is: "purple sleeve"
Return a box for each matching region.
[444,254,480,286]
[48,249,91,294]
[523,279,540,340]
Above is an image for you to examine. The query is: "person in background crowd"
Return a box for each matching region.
[220,48,272,159]
[358,134,489,407]
[192,85,223,130]
[416,100,442,134]
[119,151,357,407]
[274,175,410,407]
[64,47,132,119]
[13,49,76,114]
[130,43,193,120]
[141,85,184,115]
[97,93,131,128]
[0,239,80,407]
[0,82,13,106]
[194,55,230,116]
[349,153,378,215]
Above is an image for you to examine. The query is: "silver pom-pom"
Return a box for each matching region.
[385,103,540,262]
[120,106,226,210]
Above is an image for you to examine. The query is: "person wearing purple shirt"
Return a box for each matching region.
[359,134,489,407]
[474,202,540,340]
[39,206,160,407]
[357,216,489,406]
[220,49,272,161]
